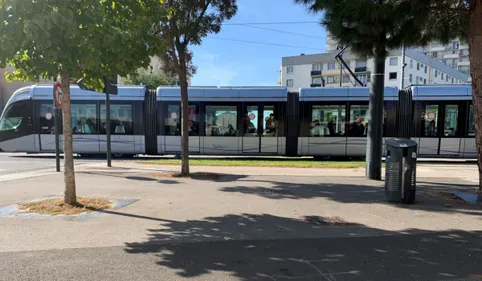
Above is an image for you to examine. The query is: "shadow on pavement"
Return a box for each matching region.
[123,213,482,281]
[219,178,482,216]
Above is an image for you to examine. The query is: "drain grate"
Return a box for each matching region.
[301,216,358,226]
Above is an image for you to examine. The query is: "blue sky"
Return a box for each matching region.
[190,0,326,86]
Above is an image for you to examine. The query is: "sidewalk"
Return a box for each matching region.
[0,161,480,253]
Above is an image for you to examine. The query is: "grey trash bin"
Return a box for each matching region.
[385,138,417,204]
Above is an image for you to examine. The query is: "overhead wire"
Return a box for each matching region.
[207,36,325,51]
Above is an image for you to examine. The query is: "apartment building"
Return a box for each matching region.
[327,33,470,76]
[415,39,470,76]
[280,48,469,92]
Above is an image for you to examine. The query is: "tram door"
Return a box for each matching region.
[242,104,279,154]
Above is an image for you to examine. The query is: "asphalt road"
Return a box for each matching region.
[1,231,481,281]
[0,152,101,176]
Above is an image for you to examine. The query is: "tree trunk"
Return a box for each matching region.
[60,73,77,204]
[469,1,482,192]
[178,48,190,175]
[366,49,386,180]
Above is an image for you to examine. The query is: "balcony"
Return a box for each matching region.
[310,84,322,87]
[443,53,459,59]
[311,70,322,76]
[355,67,367,73]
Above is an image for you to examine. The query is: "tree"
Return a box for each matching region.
[123,68,179,88]
[155,0,237,175]
[411,0,479,192]
[296,0,429,180]
[0,0,164,204]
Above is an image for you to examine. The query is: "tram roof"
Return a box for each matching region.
[8,85,147,103]
[156,86,288,102]
[409,84,472,101]
[299,87,399,101]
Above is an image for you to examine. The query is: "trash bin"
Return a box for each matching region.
[385,138,417,204]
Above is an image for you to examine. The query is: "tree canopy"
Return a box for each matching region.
[123,68,179,88]
[0,0,164,90]
[296,0,434,57]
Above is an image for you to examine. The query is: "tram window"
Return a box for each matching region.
[39,102,55,134]
[310,105,346,137]
[468,104,475,137]
[263,106,278,137]
[349,105,369,137]
[443,104,458,137]
[205,105,237,136]
[165,104,180,136]
[165,104,199,136]
[0,100,31,132]
[424,104,439,137]
[100,104,133,135]
[71,103,97,134]
[244,106,258,136]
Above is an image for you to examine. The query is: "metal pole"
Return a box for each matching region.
[339,63,343,87]
[54,108,60,172]
[401,45,406,89]
[106,92,111,167]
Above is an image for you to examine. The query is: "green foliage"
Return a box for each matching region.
[123,69,179,88]
[156,0,238,76]
[0,0,166,91]
[296,0,444,57]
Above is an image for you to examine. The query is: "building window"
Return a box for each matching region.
[327,63,335,70]
[415,76,419,83]
[310,105,346,136]
[424,65,427,74]
[205,105,238,136]
[417,63,420,70]
[441,73,444,80]
[389,57,398,66]
[312,64,322,71]
[342,75,350,83]
[452,77,455,83]
[389,72,397,80]
[287,66,293,74]
[432,52,438,58]
[410,59,413,69]
[312,77,323,84]
[446,75,449,82]
[435,70,438,78]
[453,42,459,49]
[355,60,367,68]
[327,76,335,84]
[424,79,427,84]
[419,76,423,82]
[286,79,293,87]
[357,74,367,84]
[409,74,413,83]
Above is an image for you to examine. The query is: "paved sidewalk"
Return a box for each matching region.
[0,161,481,280]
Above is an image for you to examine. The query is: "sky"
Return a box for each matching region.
[190,0,326,87]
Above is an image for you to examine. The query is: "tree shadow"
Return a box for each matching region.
[219,178,482,216]
[124,213,482,280]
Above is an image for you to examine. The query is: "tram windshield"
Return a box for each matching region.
[0,100,30,132]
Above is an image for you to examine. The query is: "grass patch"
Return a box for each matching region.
[19,197,112,216]
[143,159,367,169]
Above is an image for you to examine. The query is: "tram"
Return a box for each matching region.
[0,84,474,158]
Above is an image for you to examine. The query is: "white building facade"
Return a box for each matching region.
[281,48,469,92]
[327,33,470,76]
